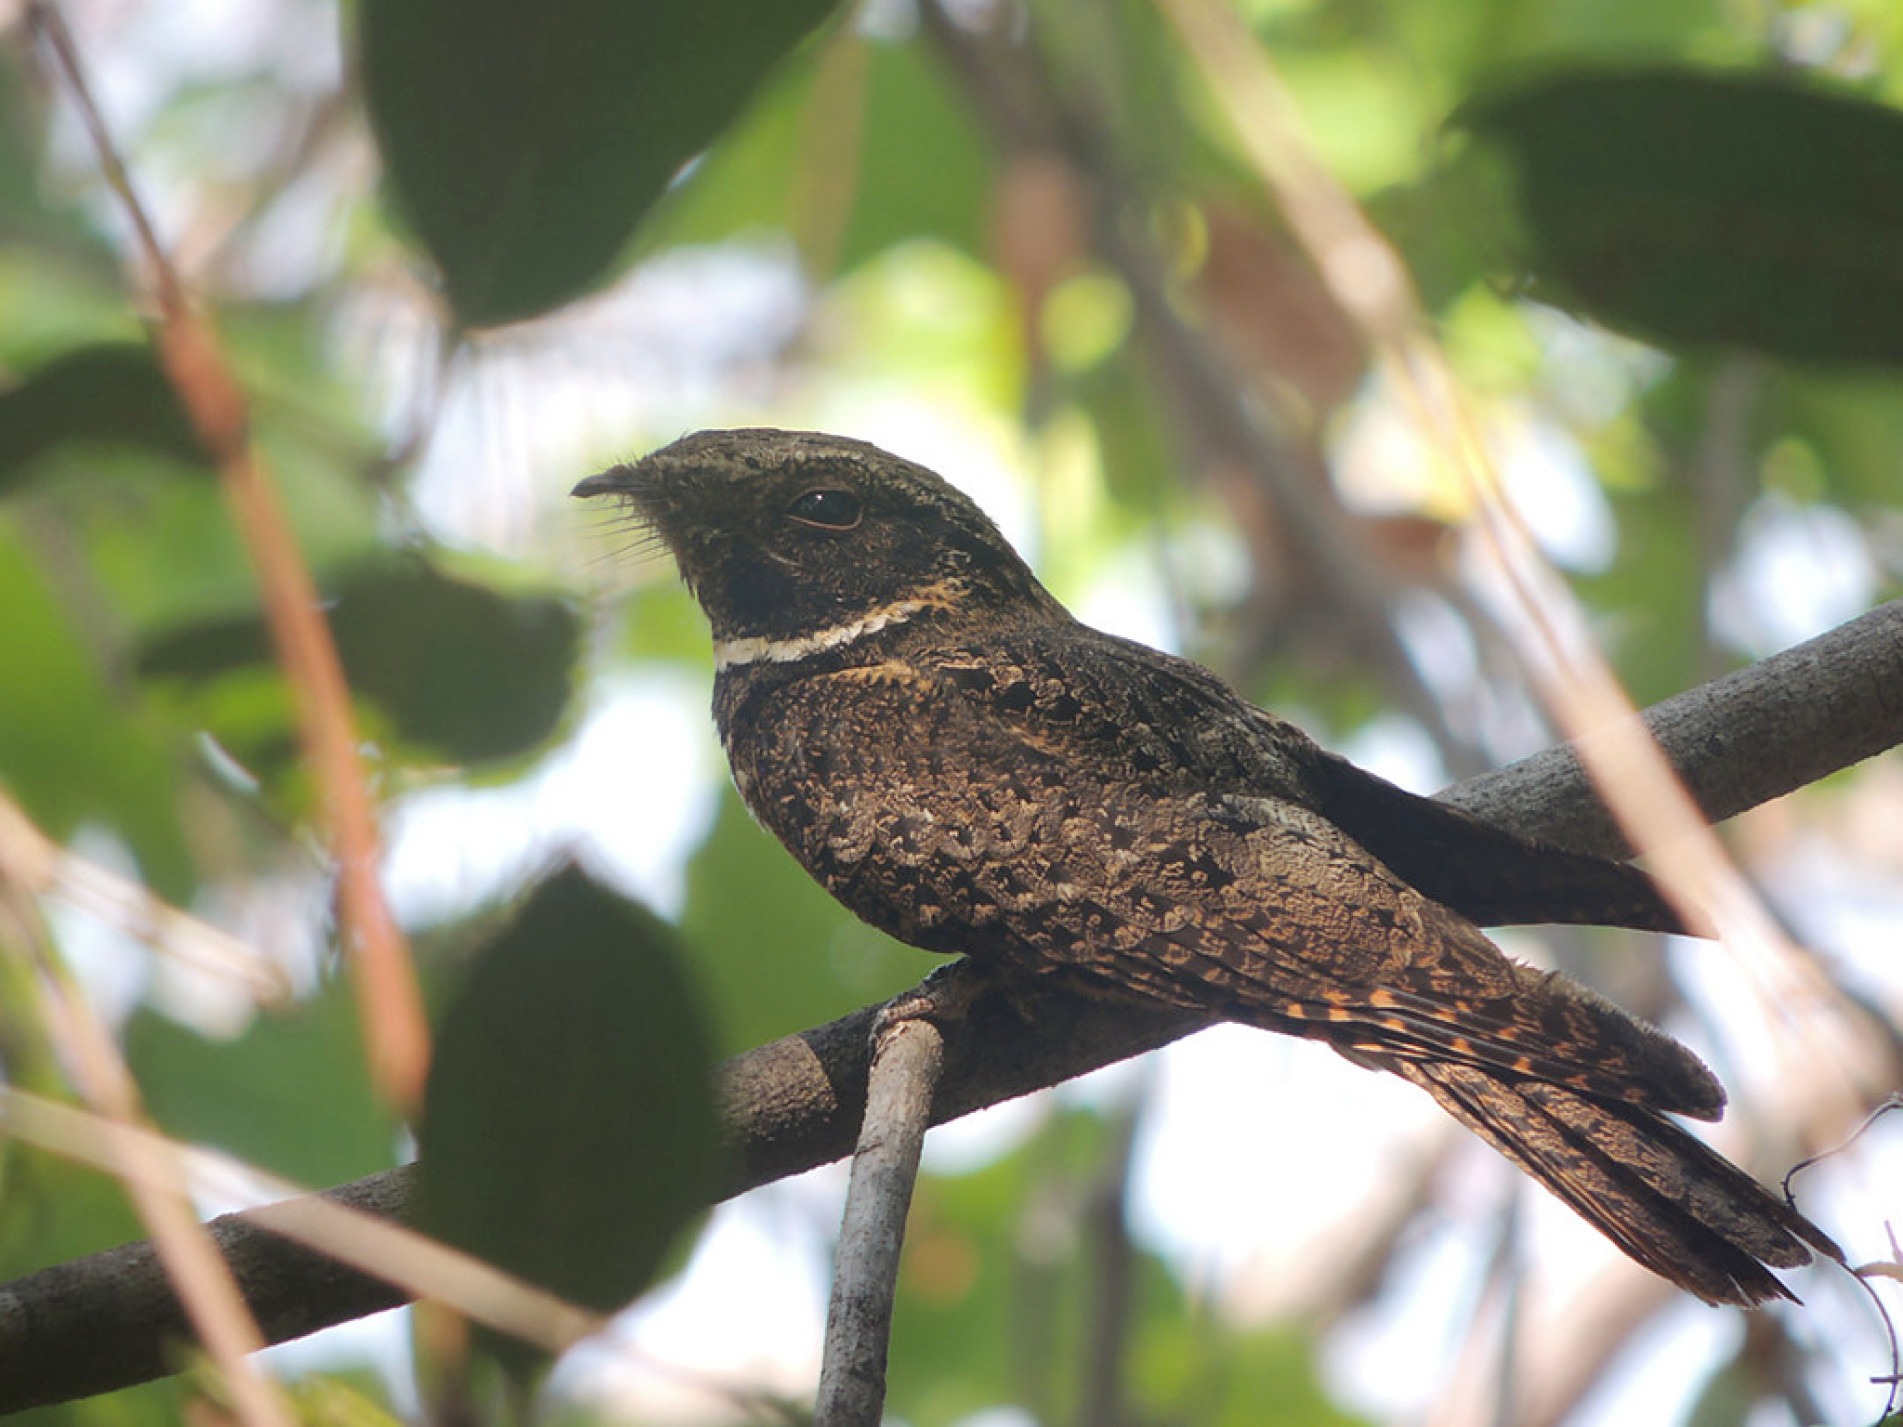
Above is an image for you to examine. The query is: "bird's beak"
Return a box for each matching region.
[570,467,630,500]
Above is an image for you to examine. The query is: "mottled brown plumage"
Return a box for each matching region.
[575,427,1838,1306]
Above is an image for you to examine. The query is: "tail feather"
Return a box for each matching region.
[1384,1057,1839,1306]
[1292,742,1689,933]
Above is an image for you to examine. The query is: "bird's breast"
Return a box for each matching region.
[713,659,1093,956]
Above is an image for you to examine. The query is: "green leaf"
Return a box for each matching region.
[833,37,993,272]
[0,1144,146,1282]
[0,345,204,494]
[323,563,580,764]
[415,865,719,1334]
[642,34,994,275]
[679,786,922,1056]
[0,520,194,897]
[124,979,399,1188]
[1,1373,190,1426]
[357,0,842,327]
[137,558,581,766]
[1461,68,1903,365]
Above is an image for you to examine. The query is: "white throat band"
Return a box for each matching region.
[713,598,929,671]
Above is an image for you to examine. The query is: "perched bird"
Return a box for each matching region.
[575,427,1837,1306]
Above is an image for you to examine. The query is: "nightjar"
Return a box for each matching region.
[576,427,1837,1306]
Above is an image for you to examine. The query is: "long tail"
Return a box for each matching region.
[1381,1057,1840,1305]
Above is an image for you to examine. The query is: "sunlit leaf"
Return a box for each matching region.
[358,0,841,326]
[284,1374,411,1426]
[638,33,994,276]
[415,865,719,1334]
[1462,68,1903,365]
[832,37,994,272]
[124,980,398,1188]
[0,522,194,896]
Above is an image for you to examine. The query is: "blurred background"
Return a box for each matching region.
[1,0,1901,1422]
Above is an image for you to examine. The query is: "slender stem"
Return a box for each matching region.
[24,0,428,1109]
[815,1014,945,1427]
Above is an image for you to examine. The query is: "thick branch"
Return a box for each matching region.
[1441,600,1903,858]
[0,602,1897,1411]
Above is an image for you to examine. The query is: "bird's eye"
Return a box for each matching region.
[786,487,863,530]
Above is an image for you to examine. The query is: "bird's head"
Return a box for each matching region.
[573,429,1061,657]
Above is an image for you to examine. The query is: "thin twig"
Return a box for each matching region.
[815,1011,946,1426]
[0,791,288,1002]
[0,885,297,1427]
[1154,0,1855,989]
[0,1090,604,1353]
[1439,603,1903,858]
[24,0,429,1110]
[1157,8,1894,1196]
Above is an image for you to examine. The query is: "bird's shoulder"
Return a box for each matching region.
[913,619,1319,795]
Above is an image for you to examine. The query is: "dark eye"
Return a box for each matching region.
[786,487,863,530]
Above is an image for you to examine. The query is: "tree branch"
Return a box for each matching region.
[0,601,1896,1412]
[815,990,953,1426]
[1440,600,1903,858]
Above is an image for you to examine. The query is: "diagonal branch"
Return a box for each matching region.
[26,0,428,1111]
[0,601,1896,1412]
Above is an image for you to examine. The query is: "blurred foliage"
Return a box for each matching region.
[359,0,843,324]
[1458,68,1903,363]
[679,787,923,1056]
[416,866,718,1370]
[0,343,206,488]
[0,0,1897,1422]
[138,556,583,771]
[124,974,398,1188]
[889,1103,1370,1427]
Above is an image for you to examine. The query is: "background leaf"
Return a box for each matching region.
[0,345,205,493]
[137,558,581,767]
[0,524,192,896]
[358,0,843,326]
[1461,68,1903,364]
[678,788,922,1056]
[124,979,399,1188]
[415,865,720,1326]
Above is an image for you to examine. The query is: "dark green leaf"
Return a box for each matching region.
[1461,68,1903,365]
[0,345,204,493]
[416,865,719,1330]
[358,0,841,327]
[124,979,399,1188]
[137,558,581,766]
[324,563,579,763]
